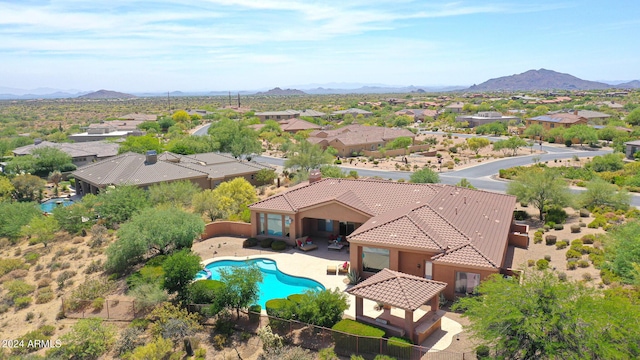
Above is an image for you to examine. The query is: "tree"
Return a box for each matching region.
[588,153,624,172]
[95,185,150,227]
[48,170,62,191]
[118,134,163,154]
[605,221,640,284]
[0,202,41,241]
[320,165,346,178]
[192,178,257,221]
[255,168,277,186]
[579,178,630,210]
[466,137,490,155]
[165,135,218,155]
[138,121,161,133]
[148,180,201,208]
[284,140,333,171]
[4,155,37,175]
[11,174,45,202]
[162,250,203,303]
[105,207,205,274]
[503,136,528,156]
[289,289,349,328]
[212,265,263,317]
[49,318,116,360]
[52,202,94,234]
[409,167,440,183]
[21,215,59,247]
[625,107,640,126]
[31,147,75,174]
[476,122,506,135]
[0,176,14,201]
[172,110,191,123]
[506,167,571,221]
[564,124,598,147]
[456,178,476,189]
[158,117,176,131]
[453,271,640,359]
[208,118,262,159]
[523,124,546,140]
[385,136,413,150]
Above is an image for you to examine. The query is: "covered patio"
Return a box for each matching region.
[347,268,447,344]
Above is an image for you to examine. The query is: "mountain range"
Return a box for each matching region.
[1,69,639,99]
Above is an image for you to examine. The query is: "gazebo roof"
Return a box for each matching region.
[347,269,447,311]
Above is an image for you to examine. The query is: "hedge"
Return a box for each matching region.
[287,294,305,304]
[248,304,261,323]
[388,337,413,360]
[260,238,274,248]
[243,238,258,248]
[188,280,224,304]
[332,319,385,356]
[265,298,293,331]
[271,240,287,251]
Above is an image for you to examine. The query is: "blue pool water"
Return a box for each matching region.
[195,258,325,308]
[40,198,74,213]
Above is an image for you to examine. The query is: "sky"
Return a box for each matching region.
[1,0,639,93]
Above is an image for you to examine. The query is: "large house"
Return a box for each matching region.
[455,111,520,128]
[307,124,415,157]
[69,120,145,142]
[576,110,611,122]
[526,112,588,131]
[73,151,272,196]
[255,110,300,121]
[332,108,374,118]
[395,109,438,122]
[249,178,528,300]
[12,140,119,167]
[250,118,321,133]
[625,140,640,160]
[118,113,158,121]
[444,102,465,113]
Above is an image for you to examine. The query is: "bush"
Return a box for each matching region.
[579,208,590,217]
[581,234,596,244]
[555,241,568,249]
[570,239,584,248]
[92,297,105,311]
[36,287,54,304]
[287,294,305,304]
[527,259,535,267]
[476,344,490,359]
[260,238,274,248]
[266,298,293,330]
[248,304,261,323]
[544,255,551,261]
[533,236,542,244]
[536,259,549,270]
[388,337,413,359]
[188,279,223,304]
[14,296,32,309]
[546,207,568,224]
[545,235,557,245]
[558,272,567,281]
[588,216,607,228]
[513,210,529,221]
[271,240,287,251]
[332,319,385,356]
[577,260,590,268]
[243,238,258,248]
[565,248,583,260]
[570,224,581,233]
[567,261,578,270]
[553,224,564,231]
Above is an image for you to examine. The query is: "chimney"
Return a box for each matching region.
[34,138,42,145]
[145,150,157,165]
[309,168,322,184]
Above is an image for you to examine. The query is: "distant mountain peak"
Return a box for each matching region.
[254,87,306,95]
[78,89,136,99]
[466,69,611,91]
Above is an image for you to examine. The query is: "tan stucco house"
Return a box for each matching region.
[249,178,528,300]
[307,124,415,157]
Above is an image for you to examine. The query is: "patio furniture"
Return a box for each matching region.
[327,265,337,275]
[338,262,350,275]
[328,242,345,251]
[297,237,318,252]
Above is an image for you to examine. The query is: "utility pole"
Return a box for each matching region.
[167,92,170,113]
[237,93,241,108]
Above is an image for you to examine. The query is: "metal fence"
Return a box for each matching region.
[61,298,138,321]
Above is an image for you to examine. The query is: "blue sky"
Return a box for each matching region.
[1,0,639,92]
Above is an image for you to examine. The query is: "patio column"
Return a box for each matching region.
[404,310,414,342]
[430,295,439,312]
[355,297,363,318]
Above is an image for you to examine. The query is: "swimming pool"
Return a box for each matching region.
[195,258,325,308]
[40,198,74,213]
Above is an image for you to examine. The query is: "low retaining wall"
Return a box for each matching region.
[202,221,251,239]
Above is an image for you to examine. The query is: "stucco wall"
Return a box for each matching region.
[202,221,252,239]
[432,263,498,300]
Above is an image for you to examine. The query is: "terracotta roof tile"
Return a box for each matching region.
[432,244,497,268]
[347,269,447,311]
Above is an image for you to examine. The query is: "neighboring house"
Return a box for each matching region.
[598,101,624,110]
[625,140,640,160]
[185,109,214,117]
[72,151,272,196]
[395,109,438,122]
[255,110,300,121]
[118,113,158,121]
[444,102,465,113]
[69,120,145,142]
[526,112,588,131]
[249,178,528,300]
[332,108,374,118]
[12,140,119,167]
[299,109,326,118]
[455,111,520,127]
[576,110,612,122]
[307,124,415,157]
[250,118,321,134]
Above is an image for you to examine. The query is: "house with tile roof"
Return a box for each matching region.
[576,109,612,122]
[249,178,528,299]
[12,140,119,167]
[395,109,438,122]
[625,140,640,160]
[444,102,465,113]
[73,151,272,196]
[332,108,374,118]
[455,111,520,128]
[525,112,588,132]
[255,110,300,121]
[307,124,415,157]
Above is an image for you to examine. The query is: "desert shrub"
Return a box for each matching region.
[65,278,115,312]
[243,237,258,248]
[248,304,261,323]
[4,279,35,301]
[92,297,105,311]
[56,270,76,289]
[544,255,552,261]
[553,224,564,231]
[567,261,578,270]
[579,208,590,217]
[546,207,568,224]
[271,240,287,251]
[533,235,542,244]
[579,222,586,227]
[84,260,103,275]
[545,235,557,245]
[260,238,274,248]
[566,249,582,260]
[476,344,490,359]
[581,234,596,244]
[577,260,590,268]
[36,287,54,304]
[125,337,174,360]
[24,252,40,265]
[570,239,584,248]
[128,283,169,312]
[536,259,549,270]
[12,326,54,355]
[582,273,593,281]
[527,259,535,267]
[331,319,384,356]
[114,326,145,356]
[188,279,223,304]
[0,258,27,277]
[513,210,529,221]
[146,302,202,337]
[556,241,568,250]
[558,272,567,281]
[588,216,607,228]
[570,224,581,233]
[14,296,32,309]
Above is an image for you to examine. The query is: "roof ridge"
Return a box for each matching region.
[405,211,447,250]
[432,243,498,268]
[418,202,473,244]
[75,151,134,170]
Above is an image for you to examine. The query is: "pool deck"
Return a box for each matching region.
[194,236,462,350]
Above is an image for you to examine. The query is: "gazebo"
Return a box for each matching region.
[347,268,447,344]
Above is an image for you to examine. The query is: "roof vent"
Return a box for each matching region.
[145,150,157,165]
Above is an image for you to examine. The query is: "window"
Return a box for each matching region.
[258,213,265,235]
[455,272,480,294]
[317,219,333,232]
[424,261,433,280]
[284,216,291,237]
[550,123,555,128]
[266,214,283,236]
[362,247,389,273]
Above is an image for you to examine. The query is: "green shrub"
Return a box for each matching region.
[188,279,223,304]
[14,296,32,309]
[266,298,293,331]
[332,319,385,356]
[566,249,582,260]
[271,240,287,251]
[545,235,557,245]
[567,261,577,270]
[544,255,552,261]
[570,224,581,233]
[588,216,607,228]
[0,258,27,277]
[536,259,549,270]
[388,337,413,360]
[287,294,305,304]
[577,260,590,268]
[126,264,164,290]
[260,238,274,248]
[92,297,105,311]
[558,272,567,281]
[513,210,529,221]
[579,208,590,217]
[546,207,568,224]
[555,241,568,250]
[570,239,584,248]
[36,287,54,304]
[553,224,564,231]
[12,326,53,355]
[243,238,258,248]
[527,259,535,267]
[533,236,542,244]
[248,304,262,323]
[581,234,596,244]
[476,344,490,359]
[4,279,36,300]
[24,252,40,265]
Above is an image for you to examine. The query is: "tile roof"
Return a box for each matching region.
[12,141,119,159]
[347,269,447,311]
[251,179,516,268]
[255,110,300,116]
[299,109,326,117]
[118,113,158,121]
[431,243,497,268]
[529,113,586,124]
[278,118,321,132]
[577,110,611,119]
[308,125,414,147]
[332,108,373,115]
